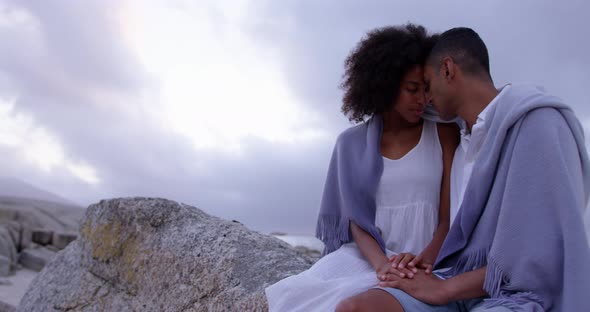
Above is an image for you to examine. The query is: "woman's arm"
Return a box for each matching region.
[350,222,389,271]
[400,123,458,272]
[421,123,458,263]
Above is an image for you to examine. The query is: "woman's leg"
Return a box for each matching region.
[335,289,404,312]
[336,287,458,312]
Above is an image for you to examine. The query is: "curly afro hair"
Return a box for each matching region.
[340,24,438,123]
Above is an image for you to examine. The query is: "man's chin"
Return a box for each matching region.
[440,114,459,122]
[437,110,459,122]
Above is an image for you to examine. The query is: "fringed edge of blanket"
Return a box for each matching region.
[315,215,385,256]
[437,248,488,279]
[438,249,544,310]
[441,249,543,311]
[482,256,545,310]
[315,215,351,256]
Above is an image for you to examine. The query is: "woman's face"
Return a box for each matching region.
[392,66,427,124]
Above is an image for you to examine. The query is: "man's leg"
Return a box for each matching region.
[468,302,512,312]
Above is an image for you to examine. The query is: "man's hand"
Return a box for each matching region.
[377,270,451,306]
[408,249,436,274]
[388,251,434,276]
[389,253,418,274]
[376,258,415,280]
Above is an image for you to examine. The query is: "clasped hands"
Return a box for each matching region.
[376,252,433,281]
[374,252,451,306]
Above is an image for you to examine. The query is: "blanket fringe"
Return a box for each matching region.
[439,251,544,309]
[482,256,545,310]
[315,215,351,256]
[483,255,510,298]
[439,248,488,279]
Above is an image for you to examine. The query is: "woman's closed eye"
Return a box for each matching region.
[404,80,423,94]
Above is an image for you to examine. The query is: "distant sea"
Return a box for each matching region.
[272,234,324,252]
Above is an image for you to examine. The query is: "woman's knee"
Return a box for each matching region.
[335,290,404,312]
[335,297,361,312]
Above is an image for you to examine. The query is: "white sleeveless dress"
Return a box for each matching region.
[265,120,443,312]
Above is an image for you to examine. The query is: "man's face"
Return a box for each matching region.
[424,64,457,121]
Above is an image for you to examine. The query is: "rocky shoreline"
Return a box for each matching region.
[13,198,318,311]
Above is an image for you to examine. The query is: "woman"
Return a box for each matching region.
[265,24,458,312]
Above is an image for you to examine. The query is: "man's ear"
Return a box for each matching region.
[441,57,456,82]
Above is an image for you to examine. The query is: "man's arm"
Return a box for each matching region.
[377,266,487,305]
[444,266,488,301]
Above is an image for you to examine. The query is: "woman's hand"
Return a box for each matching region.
[389,248,434,278]
[376,260,392,281]
[377,254,416,281]
[408,245,438,274]
[377,270,451,305]
[390,249,436,275]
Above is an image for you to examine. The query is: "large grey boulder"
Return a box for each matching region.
[0,300,16,312]
[18,198,314,311]
[0,255,10,277]
[17,246,56,272]
[0,221,20,249]
[0,226,17,276]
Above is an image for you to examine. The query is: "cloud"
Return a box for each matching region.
[247,0,590,120]
[0,96,100,185]
[0,0,588,236]
[0,0,335,234]
[119,1,329,152]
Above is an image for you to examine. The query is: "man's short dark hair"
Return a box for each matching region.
[428,27,491,79]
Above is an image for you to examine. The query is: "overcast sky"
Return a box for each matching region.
[0,0,589,235]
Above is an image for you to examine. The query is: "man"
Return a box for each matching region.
[338,27,590,311]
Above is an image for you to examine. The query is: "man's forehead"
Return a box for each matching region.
[423,65,435,78]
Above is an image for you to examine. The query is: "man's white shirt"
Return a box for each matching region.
[449,84,511,225]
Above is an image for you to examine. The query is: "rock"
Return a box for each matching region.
[18,198,314,311]
[19,227,32,252]
[31,230,52,246]
[0,196,84,233]
[51,232,77,250]
[18,246,56,272]
[0,226,17,269]
[0,221,20,248]
[0,255,10,277]
[0,276,12,285]
[44,245,60,253]
[0,300,16,312]
[0,196,84,252]
[294,246,321,260]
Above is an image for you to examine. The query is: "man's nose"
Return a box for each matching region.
[424,92,433,105]
[417,92,427,106]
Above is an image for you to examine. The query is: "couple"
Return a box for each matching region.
[266,24,590,311]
